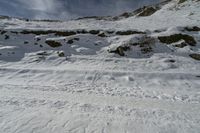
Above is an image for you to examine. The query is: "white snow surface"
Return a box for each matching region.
[0,0,200,133]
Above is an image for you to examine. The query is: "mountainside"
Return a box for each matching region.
[0,0,163,20]
[0,0,200,133]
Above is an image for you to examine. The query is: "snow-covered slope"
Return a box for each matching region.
[0,0,200,133]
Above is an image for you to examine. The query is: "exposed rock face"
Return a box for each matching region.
[89,30,100,35]
[174,42,187,48]
[58,51,65,57]
[21,30,77,36]
[115,30,145,35]
[158,34,196,46]
[184,26,200,32]
[109,46,130,56]
[178,0,187,4]
[137,7,158,17]
[45,40,62,48]
[189,54,200,60]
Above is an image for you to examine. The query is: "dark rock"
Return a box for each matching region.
[106,31,115,34]
[158,34,196,46]
[109,46,130,56]
[112,16,119,21]
[21,30,76,36]
[37,52,49,56]
[24,41,29,44]
[1,30,7,35]
[0,16,10,19]
[165,59,176,63]
[120,12,131,18]
[77,29,88,34]
[58,52,65,57]
[141,47,153,54]
[45,40,62,48]
[184,26,200,32]
[189,54,200,60]
[36,38,41,41]
[178,0,187,4]
[11,31,19,34]
[67,39,74,44]
[138,7,158,17]
[116,30,145,35]
[89,30,100,35]
[74,38,80,41]
[98,33,107,37]
[21,30,55,35]
[4,35,9,40]
[174,42,187,48]
[55,31,76,36]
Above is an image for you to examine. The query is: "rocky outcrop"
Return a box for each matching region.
[158,34,196,46]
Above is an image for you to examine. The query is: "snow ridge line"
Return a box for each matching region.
[0,67,200,76]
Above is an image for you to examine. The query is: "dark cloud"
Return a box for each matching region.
[0,0,161,20]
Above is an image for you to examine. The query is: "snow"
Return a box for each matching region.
[0,0,200,133]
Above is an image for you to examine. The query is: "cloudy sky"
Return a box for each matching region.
[0,0,161,20]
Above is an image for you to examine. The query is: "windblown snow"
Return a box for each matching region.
[0,0,200,133]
